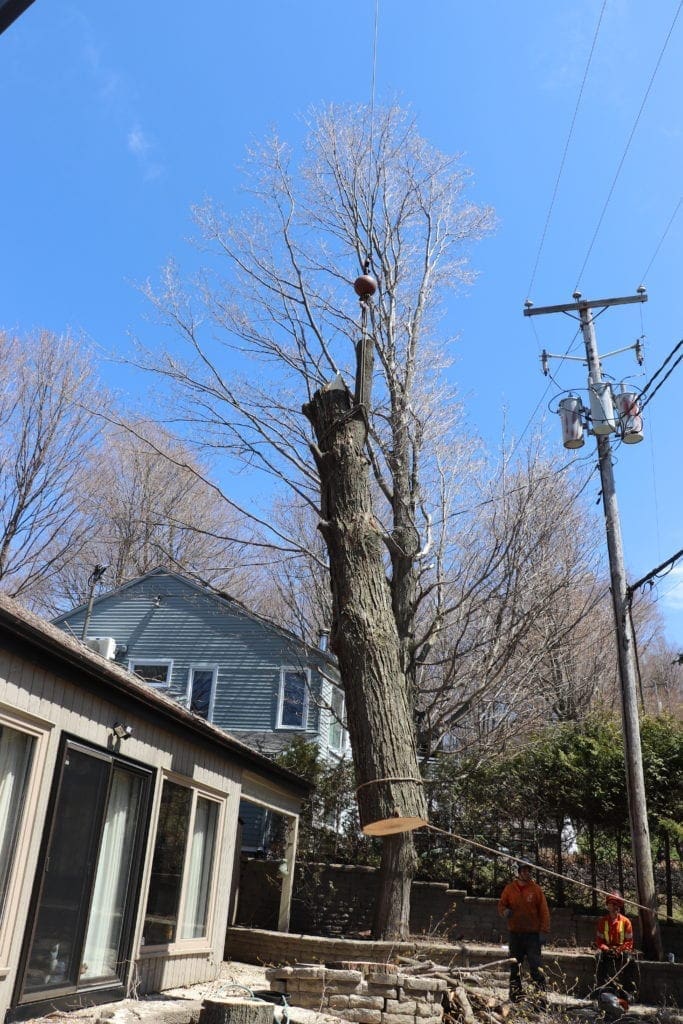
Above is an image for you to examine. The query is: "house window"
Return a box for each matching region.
[277,669,309,729]
[187,665,217,720]
[129,660,172,688]
[143,779,220,946]
[328,685,347,752]
[0,724,34,925]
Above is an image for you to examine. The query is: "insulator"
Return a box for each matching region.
[615,388,644,444]
[559,396,585,449]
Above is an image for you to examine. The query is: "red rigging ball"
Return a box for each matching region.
[354,274,378,297]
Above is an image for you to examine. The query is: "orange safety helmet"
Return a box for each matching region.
[605,891,625,910]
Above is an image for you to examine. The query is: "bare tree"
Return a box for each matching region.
[0,330,104,608]
[49,421,257,611]
[136,102,498,937]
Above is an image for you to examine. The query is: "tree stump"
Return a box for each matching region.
[198,998,274,1024]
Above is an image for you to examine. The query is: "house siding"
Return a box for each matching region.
[56,571,339,755]
[0,595,307,1021]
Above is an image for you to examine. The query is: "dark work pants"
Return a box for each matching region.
[595,952,635,999]
[508,932,546,1001]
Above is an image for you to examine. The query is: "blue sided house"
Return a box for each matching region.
[54,567,348,852]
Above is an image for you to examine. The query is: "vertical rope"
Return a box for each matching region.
[366,0,380,269]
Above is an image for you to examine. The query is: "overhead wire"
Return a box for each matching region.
[639,338,683,410]
[574,0,683,291]
[525,0,608,300]
[639,197,683,284]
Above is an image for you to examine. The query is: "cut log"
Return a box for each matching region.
[451,986,477,1024]
[198,998,274,1024]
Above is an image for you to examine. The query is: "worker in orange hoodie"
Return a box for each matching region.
[593,892,635,1001]
[498,861,551,1003]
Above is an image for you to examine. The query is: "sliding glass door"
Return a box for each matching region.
[18,741,150,1007]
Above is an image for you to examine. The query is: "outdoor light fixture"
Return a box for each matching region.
[277,860,289,876]
[112,723,133,741]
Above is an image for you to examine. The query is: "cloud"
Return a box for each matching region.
[127,126,150,157]
[75,14,164,181]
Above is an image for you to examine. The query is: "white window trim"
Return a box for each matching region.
[139,772,225,955]
[128,658,174,689]
[276,667,310,730]
[0,707,53,971]
[185,664,218,720]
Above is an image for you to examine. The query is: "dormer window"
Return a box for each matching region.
[277,669,309,729]
[129,660,172,689]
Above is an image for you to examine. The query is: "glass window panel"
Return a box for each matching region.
[23,748,110,994]
[0,725,34,924]
[131,663,171,687]
[80,769,143,981]
[180,797,218,939]
[189,669,214,719]
[143,782,191,945]
[328,687,345,751]
[281,671,306,728]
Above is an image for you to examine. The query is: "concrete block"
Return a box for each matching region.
[265,968,294,980]
[289,966,326,979]
[332,1012,382,1024]
[367,984,397,998]
[325,970,365,984]
[267,981,287,994]
[368,975,401,987]
[348,996,385,1010]
[401,978,444,993]
[386,1000,417,1013]
[328,996,351,1009]
[381,1014,417,1024]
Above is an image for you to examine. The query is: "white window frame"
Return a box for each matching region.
[327,684,348,752]
[276,667,310,730]
[0,707,52,973]
[185,664,218,719]
[128,658,173,689]
[141,773,225,953]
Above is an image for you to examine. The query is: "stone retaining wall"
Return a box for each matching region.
[226,927,683,1006]
[265,962,445,1024]
[236,860,683,958]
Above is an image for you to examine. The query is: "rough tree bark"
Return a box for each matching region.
[303,314,427,940]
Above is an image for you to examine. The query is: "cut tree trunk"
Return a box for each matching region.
[198,999,274,1024]
[303,352,428,940]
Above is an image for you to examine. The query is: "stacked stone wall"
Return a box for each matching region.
[265,962,445,1024]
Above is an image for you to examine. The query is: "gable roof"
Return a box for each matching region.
[54,566,338,674]
[0,591,310,796]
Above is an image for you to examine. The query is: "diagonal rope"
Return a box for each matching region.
[424,823,658,916]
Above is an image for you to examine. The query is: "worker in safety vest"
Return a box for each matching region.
[593,892,635,1000]
[498,861,550,1004]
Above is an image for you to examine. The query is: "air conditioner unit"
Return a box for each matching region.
[85,636,117,660]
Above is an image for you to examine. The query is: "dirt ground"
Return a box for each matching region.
[19,959,683,1024]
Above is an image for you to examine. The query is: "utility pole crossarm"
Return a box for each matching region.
[524,291,647,317]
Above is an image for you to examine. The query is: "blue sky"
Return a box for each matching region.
[2,1,683,645]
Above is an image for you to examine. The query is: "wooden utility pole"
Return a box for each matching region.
[524,290,663,961]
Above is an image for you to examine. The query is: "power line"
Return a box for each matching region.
[639,338,683,410]
[640,197,683,284]
[574,1,683,291]
[526,0,608,299]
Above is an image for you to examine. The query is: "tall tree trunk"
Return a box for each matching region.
[589,822,597,912]
[303,343,427,940]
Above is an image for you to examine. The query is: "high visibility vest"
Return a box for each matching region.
[603,918,626,946]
